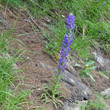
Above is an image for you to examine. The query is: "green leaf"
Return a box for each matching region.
[87,72,95,82]
[75,63,81,67]
[81,102,88,110]
[85,61,95,67]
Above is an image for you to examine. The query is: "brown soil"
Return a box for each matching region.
[0,8,110,110]
[82,71,110,92]
[82,71,110,108]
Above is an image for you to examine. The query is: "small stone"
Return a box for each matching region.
[27,57,30,59]
[61,100,88,110]
[38,88,41,91]
[101,88,110,97]
[92,51,110,71]
[39,62,46,68]
[46,19,52,24]
[39,62,52,70]
[24,19,30,22]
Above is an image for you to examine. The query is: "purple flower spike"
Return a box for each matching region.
[58,13,75,75]
[67,13,75,31]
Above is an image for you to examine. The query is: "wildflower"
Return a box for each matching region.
[67,13,75,31]
[58,13,75,75]
[103,1,107,5]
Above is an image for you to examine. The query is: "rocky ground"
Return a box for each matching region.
[0,7,110,110]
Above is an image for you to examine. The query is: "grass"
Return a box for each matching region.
[40,74,64,109]
[0,30,31,110]
[42,18,67,59]
[2,0,110,52]
[86,94,107,110]
[76,60,96,82]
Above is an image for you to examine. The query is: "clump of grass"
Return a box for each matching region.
[42,18,67,59]
[76,60,96,82]
[0,30,31,110]
[0,0,25,7]
[41,75,64,109]
[86,94,107,110]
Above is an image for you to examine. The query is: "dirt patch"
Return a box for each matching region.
[82,71,110,92]
[82,71,110,108]
[13,21,57,110]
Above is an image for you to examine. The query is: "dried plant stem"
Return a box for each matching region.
[82,25,85,38]
[26,10,43,31]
